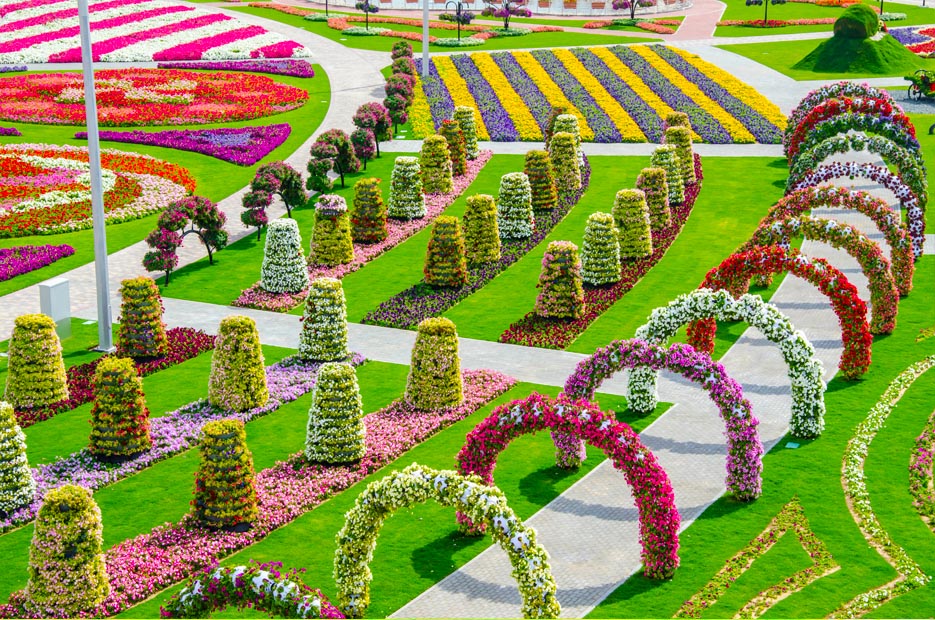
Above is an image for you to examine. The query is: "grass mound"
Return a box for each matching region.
[792,33,922,73]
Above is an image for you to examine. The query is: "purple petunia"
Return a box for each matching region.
[156,59,316,78]
[0,244,74,282]
[450,54,519,141]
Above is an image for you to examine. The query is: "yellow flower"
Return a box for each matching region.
[512,51,595,142]
[410,74,436,139]
[471,53,542,141]
[433,56,491,141]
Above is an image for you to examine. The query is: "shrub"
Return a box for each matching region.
[391,40,413,59]
[208,316,268,412]
[613,189,653,258]
[304,362,366,463]
[89,357,151,460]
[261,218,309,294]
[405,317,463,410]
[3,314,68,410]
[834,3,879,38]
[192,419,258,531]
[535,240,584,319]
[391,56,417,76]
[309,195,354,266]
[350,128,376,170]
[351,177,387,243]
[420,134,453,194]
[544,105,569,145]
[424,216,469,287]
[352,102,392,156]
[581,212,621,286]
[0,401,36,514]
[299,277,350,362]
[385,74,414,106]
[549,132,581,195]
[664,126,696,186]
[636,167,671,229]
[664,111,690,129]
[497,172,534,239]
[650,145,684,206]
[117,276,168,359]
[25,485,109,616]
[552,113,581,158]
[454,106,480,160]
[463,194,501,265]
[439,119,467,176]
[388,156,425,219]
[524,150,558,211]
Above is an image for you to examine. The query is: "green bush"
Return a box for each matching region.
[0,401,35,514]
[405,317,463,410]
[636,167,671,229]
[89,357,151,460]
[299,277,350,362]
[309,195,355,266]
[454,106,479,160]
[3,314,68,410]
[421,134,453,194]
[252,161,307,218]
[192,419,258,531]
[305,362,366,463]
[440,119,467,176]
[524,150,558,212]
[613,189,653,259]
[463,194,501,265]
[25,485,109,616]
[834,3,880,38]
[535,240,584,319]
[424,216,469,287]
[116,276,168,359]
[391,40,413,59]
[664,111,690,129]
[581,212,621,286]
[261,218,309,293]
[650,145,684,206]
[664,126,696,186]
[497,172,534,240]
[313,129,361,189]
[388,156,426,219]
[351,178,387,244]
[208,316,268,412]
[549,132,581,195]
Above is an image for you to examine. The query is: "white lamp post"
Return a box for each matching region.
[422,0,430,77]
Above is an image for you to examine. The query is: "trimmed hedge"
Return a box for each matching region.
[304,362,366,463]
[351,178,387,244]
[463,194,501,265]
[299,277,350,362]
[497,172,534,240]
[454,106,479,160]
[424,216,469,288]
[89,357,151,460]
[524,150,558,212]
[549,132,581,195]
[665,126,696,186]
[310,195,354,266]
[581,212,621,286]
[117,276,168,359]
[0,401,35,514]
[261,218,309,294]
[388,156,426,219]
[535,240,584,319]
[3,314,68,411]
[421,134,453,194]
[440,119,467,176]
[650,145,684,206]
[192,419,258,531]
[613,189,653,259]
[636,167,671,229]
[405,317,463,410]
[208,316,268,413]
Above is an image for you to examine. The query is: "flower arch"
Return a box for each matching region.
[142,196,228,285]
[790,115,921,171]
[333,464,561,619]
[789,161,926,260]
[690,246,872,380]
[785,100,917,161]
[627,289,826,438]
[456,391,681,578]
[561,339,764,501]
[786,82,895,138]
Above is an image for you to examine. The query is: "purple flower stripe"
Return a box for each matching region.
[490,52,551,134]
[450,54,519,141]
[528,49,621,143]
[611,46,732,144]
[889,26,932,46]
[156,59,315,78]
[74,124,291,166]
[650,46,782,144]
[571,48,665,143]
[0,65,26,72]
[0,126,21,137]
[0,244,74,282]
[423,61,456,131]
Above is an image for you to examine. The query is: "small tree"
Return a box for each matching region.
[650,145,684,206]
[355,0,379,30]
[524,150,557,211]
[420,134,453,194]
[306,140,337,194]
[746,0,786,26]
[535,241,584,319]
[208,316,268,412]
[350,128,376,170]
[552,114,581,160]
[386,98,409,133]
[613,189,653,258]
[664,125,696,186]
[424,216,469,288]
[391,40,413,59]
[480,0,532,30]
[261,218,309,294]
[4,314,68,411]
[636,167,671,229]
[439,119,467,176]
[250,162,307,218]
[192,419,258,531]
[664,111,690,129]
[388,156,425,219]
[581,212,621,286]
[497,172,534,239]
[612,0,657,20]
[299,277,349,362]
[353,102,392,157]
[405,317,463,410]
[351,177,387,243]
[454,106,479,160]
[305,362,365,463]
[385,74,415,107]
[549,132,580,195]
[117,276,168,359]
[311,129,361,189]
[544,105,568,146]
[0,401,36,515]
[89,357,151,460]
[463,194,501,265]
[309,195,355,266]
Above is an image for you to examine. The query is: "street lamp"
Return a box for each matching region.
[422,0,429,77]
[445,0,464,40]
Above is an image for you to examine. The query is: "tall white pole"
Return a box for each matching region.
[77,0,115,352]
[421,0,429,77]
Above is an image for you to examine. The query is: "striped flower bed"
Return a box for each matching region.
[411,45,784,144]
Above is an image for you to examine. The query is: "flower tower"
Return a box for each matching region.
[25,485,109,617]
[424,216,469,288]
[299,277,350,362]
[4,314,68,411]
[351,178,387,244]
[497,172,534,240]
[89,357,151,460]
[549,132,580,195]
[544,105,569,145]
[613,189,653,259]
[0,401,35,515]
[454,106,479,160]
[116,276,168,359]
[420,134,453,194]
[463,194,501,265]
[535,241,584,319]
[665,125,696,186]
[636,167,671,229]
[192,419,258,531]
[439,119,467,176]
[305,362,366,463]
[581,212,621,286]
[405,317,463,410]
[650,145,684,206]
[552,114,581,160]
[310,195,354,266]
[208,316,268,412]
[524,150,558,212]
[261,218,309,294]
[664,111,690,129]
[388,156,425,219]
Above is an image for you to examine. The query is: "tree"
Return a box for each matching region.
[355,0,379,30]
[746,0,786,26]
[208,316,268,412]
[480,0,532,30]
[391,40,413,59]
[305,362,365,463]
[89,357,151,460]
[192,419,258,531]
[352,102,392,157]
[535,241,584,319]
[424,216,469,288]
[250,162,307,218]
[350,128,376,170]
[117,276,168,359]
[309,129,361,190]
[612,0,657,21]
[306,140,337,194]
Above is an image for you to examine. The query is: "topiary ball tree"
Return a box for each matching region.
[208,316,268,413]
[117,276,168,359]
[391,39,413,59]
[261,218,309,294]
[463,194,501,265]
[424,215,469,288]
[306,140,337,194]
[549,131,581,195]
[636,167,671,230]
[299,277,350,362]
[309,195,355,266]
[192,419,258,531]
[497,172,534,240]
[439,119,467,176]
[614,189,653,259]
[664,126,696,187]
[406,317,463,410]
[581,212,621,286]
[421,134,453,194]
[664,111,690,129]
[388,156,426,219]
[650,145,684,206]
[552,114,581,160]
[351,177,387,244]
[352,101,392,157]
[535,240,584,319]
[544,105,569,145]
[251,162,307,218]
[0,401,36,515]
[391,56,417,77]
[314,129,361,189]
[524,149,558,212]
[833,2,878,38]
[454,106,479,160]
[25,485,109,617]
[350,128,376,171]
[304,362,366,464]
[4,314,68,411]
[89,357,151,461]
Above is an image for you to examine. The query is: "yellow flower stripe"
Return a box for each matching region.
[668,47,787,131]
[588,46,702,143]
[630,45,756,144]
[512,51,595,142]
[471,53,543,141]
[433,55,490,141]
[410,74,436,139]
[552,48,646,143]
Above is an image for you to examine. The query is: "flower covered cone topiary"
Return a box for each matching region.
[549,132,580,195]
[650,145,684,207]
[192,419,258,531]
[535,241,584,319]
[261,218,309,294]
[440,119,467,176]
[420,134,453,195]
[581,212,621,286]
[664,111,690,129]
[665,125,696,186]
[388,156,425,219]
[497,172,534,240]
[614,189,653,259]
[463,194,501,265]
[351,178,387,244]
[116,276,168,359]
[544,105,569,145]
[0,401,36,515]
[405,317,463,410]
[424,216,469,288]
[552,113,581,159]
[25,485,109,617]
[89,357,151,460]
[299,277,350,362]
[636,167,671,230]
[208,316,268,412]
[524,150,558,212]
[310,195,354,266]
[454,106,479,160]
[4,314,68,410]
[304,362,366,463]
